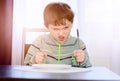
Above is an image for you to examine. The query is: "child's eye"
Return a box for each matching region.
[63,26,69,30]
[53,28,59,30]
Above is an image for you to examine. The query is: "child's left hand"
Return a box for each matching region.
[73,49,85,62]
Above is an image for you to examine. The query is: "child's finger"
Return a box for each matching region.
[73,50,77,56]
[43,52,47,57]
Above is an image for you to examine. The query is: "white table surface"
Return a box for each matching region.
[13,65,120,80]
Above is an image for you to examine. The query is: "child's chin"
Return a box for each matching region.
[59,40,65,43]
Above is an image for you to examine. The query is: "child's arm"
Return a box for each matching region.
[72,40,92,68]
[34,52,47,64]
[24,45,40,65]
[24,36,43,65]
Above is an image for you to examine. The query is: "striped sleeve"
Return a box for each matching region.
[72,39,92,68]
[24,36,42,65]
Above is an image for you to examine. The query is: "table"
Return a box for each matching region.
[0,65,120,81]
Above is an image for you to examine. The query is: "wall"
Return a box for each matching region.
[77,0,120,75]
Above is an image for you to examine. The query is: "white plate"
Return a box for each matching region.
[14,65,92,73]
[32,64,71,70]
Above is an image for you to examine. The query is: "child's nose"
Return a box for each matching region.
[59,30,65,35]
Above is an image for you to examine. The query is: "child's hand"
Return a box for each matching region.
[73,49,85,62]
[34,52,47,64]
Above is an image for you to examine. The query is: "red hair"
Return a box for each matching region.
[44,2,74,27]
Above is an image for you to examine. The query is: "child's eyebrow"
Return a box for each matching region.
[64,26,69,28]
[63,26,69,29]
[52,27,59,30]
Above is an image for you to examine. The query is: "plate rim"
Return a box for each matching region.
[32,64,71,69]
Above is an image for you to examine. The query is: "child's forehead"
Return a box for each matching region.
[48,20,72,28]
[49,24,72,29]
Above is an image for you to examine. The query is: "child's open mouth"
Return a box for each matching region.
[58,36,65,41]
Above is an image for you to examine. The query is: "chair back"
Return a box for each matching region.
[22,28,49,64]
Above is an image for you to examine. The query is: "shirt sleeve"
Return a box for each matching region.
[24,36,42,65]
[72,39,92,68]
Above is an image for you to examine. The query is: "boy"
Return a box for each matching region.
[24,2,91,67]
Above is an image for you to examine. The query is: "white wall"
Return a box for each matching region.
[77,0,112,68]
[111,0,120,75]
[77,0,120,75]
[12,0,26,64]
[12,0,120,75]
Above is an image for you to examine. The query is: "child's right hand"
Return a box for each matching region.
[34,52,47,64]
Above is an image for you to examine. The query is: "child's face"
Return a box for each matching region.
[48,20,72,43]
